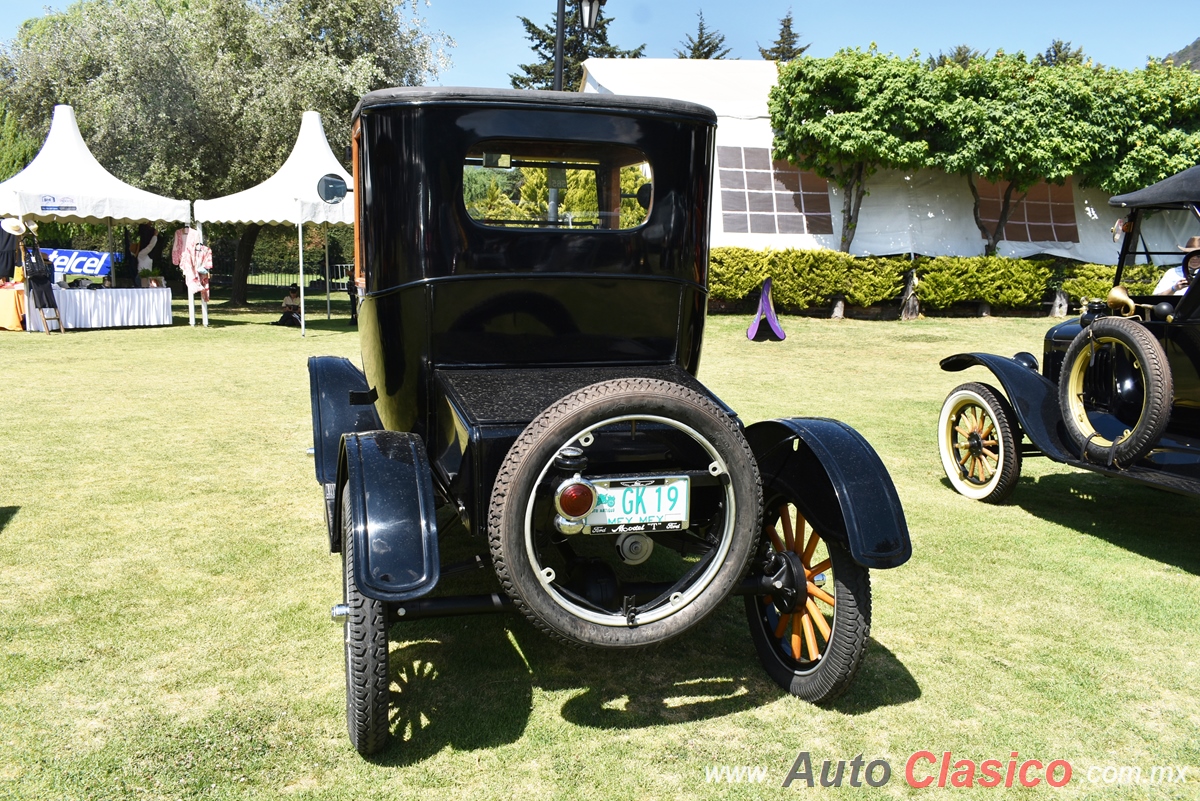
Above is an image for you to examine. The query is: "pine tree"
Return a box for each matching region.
[925,44,987,70]
[510,9,645,90]
[675,11,732,60]
[1033,39,1087,67]
[757,10,807,62]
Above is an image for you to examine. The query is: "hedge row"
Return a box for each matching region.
[708,247,1163,311]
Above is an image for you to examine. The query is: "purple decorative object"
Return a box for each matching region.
[746,277,786,342]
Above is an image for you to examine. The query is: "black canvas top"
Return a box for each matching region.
[353,86,717,125]
[1109,164,1200,209]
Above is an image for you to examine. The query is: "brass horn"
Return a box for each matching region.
[1106,285,1137,317]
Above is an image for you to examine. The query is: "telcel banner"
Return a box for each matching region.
[40,248,113,279]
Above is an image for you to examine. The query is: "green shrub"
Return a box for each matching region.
[709,247,904,309]
[1060,263,1161,302]
[768,249,853,308]
[705,248,1165,314]
[708,247,770,301]
[916,256,1052,309]
[845,257,908,307]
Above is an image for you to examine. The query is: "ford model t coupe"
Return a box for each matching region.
[308,87,911,755]
[937,165,1200,503]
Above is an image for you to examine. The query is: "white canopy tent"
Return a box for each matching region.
[0,104,191,284]
[194,111,352,334]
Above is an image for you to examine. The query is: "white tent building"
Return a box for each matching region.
[581,59,1130,264]
[194,111,352,333]
[0,104,191,225]
[193,110,351,228]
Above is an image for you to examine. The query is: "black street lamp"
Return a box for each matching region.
[550,1,605,222]
[553,0,606,91]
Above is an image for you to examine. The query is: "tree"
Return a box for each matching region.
[758,11,807,62]
[925,44,986,70]
[0,95,39,181]
[675,10,731,60]
[927,54,1100,254]
[770,47,934,252]
[1,0,450,304]
[1075,62,1200,194]
[511,8,644,90]
[1033,39,1086,67]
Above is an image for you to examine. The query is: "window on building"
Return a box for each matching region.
[717,146,833,235]
[975,178,1079,243]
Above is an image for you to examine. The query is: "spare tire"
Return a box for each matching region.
[1058,316,1172,466]
[488,378,762,648]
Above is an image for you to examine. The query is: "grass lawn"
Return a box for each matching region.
[1,295,1198,800]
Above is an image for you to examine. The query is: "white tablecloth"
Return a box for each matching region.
[25,287,173,331]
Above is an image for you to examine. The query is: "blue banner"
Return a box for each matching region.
[40,248,113,278]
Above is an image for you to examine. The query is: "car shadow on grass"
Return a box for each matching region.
[1012,472,1200,575]
[370,601,919,764]
[0,506,17,533]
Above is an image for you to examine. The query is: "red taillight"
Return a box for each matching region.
[556,481,596,519]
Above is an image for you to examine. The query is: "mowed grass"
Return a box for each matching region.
[1,298,1198,800]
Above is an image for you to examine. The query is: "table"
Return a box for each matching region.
[25,287,173,332]
[0,287,26,331]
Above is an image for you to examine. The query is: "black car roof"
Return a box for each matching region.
[1109,164,1200,209]
[352,86,717,125]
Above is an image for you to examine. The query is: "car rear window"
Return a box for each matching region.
[463,140,652,231]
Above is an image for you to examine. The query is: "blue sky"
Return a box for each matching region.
[2,0,1197,87]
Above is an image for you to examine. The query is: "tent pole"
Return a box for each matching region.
[298,204,305,337]
[324,222,331,320]
[106,218,113,286]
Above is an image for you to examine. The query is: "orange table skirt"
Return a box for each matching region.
[0,287,25,331]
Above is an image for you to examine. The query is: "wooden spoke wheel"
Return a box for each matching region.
[744,498,870,703]
[937,382,1021,503]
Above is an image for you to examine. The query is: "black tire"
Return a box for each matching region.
[341,486,390,755]
[1058,317,1172,466]
[937,382,1022,503]
[489,378,762,648]
[744,496,871,703]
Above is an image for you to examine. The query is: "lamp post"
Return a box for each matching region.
[552,0,606,91]
[551,1,606,221]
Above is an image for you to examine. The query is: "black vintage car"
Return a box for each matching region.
[308,87,911,756]
[937,165,1200,503]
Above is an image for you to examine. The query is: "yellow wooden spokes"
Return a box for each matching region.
[806,598,831,641]
[808,582,836,607]
[766,524,786,553]
[778,505,795,551]
[764,504,836,663]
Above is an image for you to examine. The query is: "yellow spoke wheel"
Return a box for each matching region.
[937,382,1021,503]
[745,495,870,704]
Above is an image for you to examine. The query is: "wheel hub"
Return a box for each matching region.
[766,549,809,615]
[967,430,983,457]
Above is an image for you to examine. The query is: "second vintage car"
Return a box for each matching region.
[937,165,1200,503]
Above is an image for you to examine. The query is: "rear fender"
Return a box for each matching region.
[334,431,440,602]
[745,418,910,569]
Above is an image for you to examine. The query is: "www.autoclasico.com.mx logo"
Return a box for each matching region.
[703,751,1191,789]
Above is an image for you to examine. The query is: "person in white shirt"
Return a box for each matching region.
[1155,246,1200,296]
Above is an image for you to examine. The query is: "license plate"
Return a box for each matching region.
[585,476,689,534]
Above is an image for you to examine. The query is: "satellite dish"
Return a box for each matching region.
[317,174,348,204]
[1,218,26,236]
